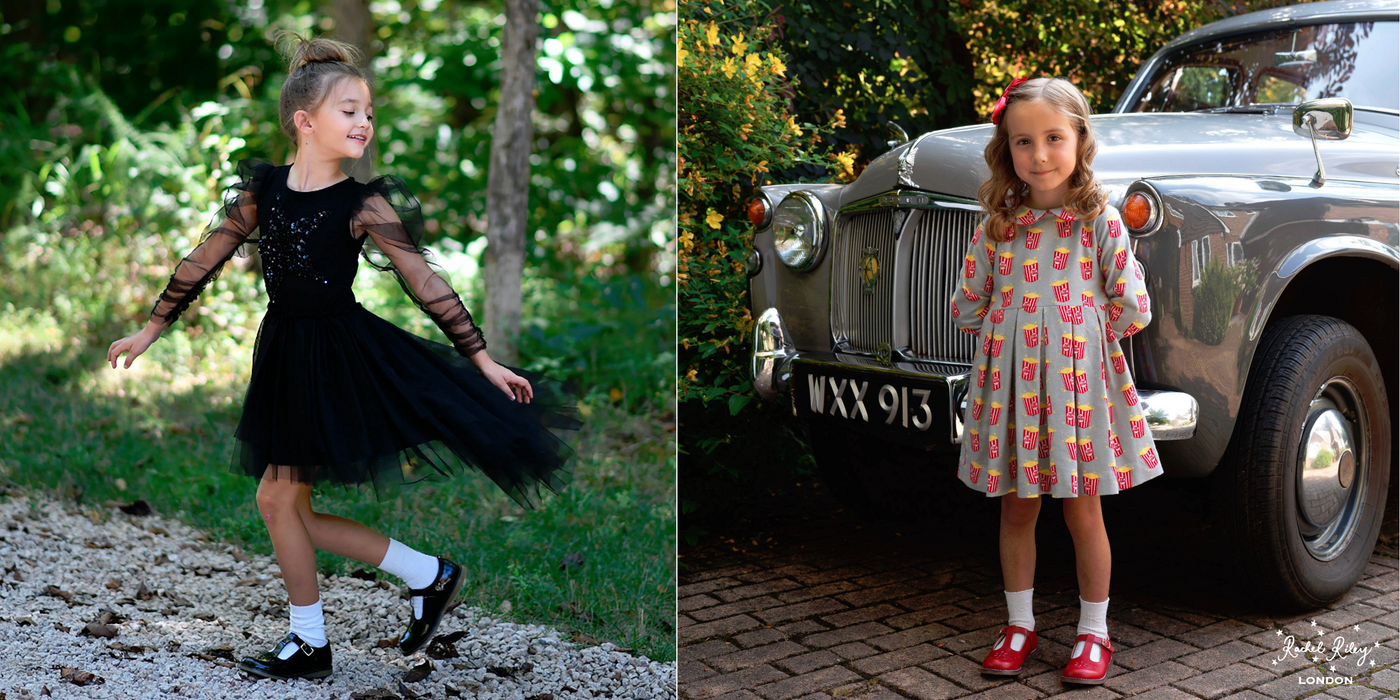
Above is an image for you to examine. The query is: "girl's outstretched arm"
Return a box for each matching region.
[352,191,531,403]
[951,216,996,335]
[147,190,260,329]
[1095,206,1152,342]
[111,160,270,369]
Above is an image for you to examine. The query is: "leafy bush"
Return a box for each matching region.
[677,0,839,534]
[773,0,978,171]
[677,0,834,412]
[1193,256,1235,346]
[950,0,1299,120]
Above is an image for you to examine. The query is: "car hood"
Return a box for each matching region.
[840,111,1399,208]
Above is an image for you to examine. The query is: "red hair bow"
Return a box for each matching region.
[990,76,1029,126]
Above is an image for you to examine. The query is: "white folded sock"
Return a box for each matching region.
[1073,596,1110,662]
[377,538,441,619]
[281,598,327,659]
[998,588,1034,652]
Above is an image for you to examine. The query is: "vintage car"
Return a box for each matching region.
[743,0,1398,609]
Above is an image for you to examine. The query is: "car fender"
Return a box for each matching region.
[1130,174,1398,477]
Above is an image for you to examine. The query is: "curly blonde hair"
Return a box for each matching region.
[976,77,1107,243]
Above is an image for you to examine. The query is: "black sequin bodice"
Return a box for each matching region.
[256,167,366,311]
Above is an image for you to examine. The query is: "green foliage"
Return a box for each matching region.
[677,0,839,533]
[773,0,978,169]
[948,0,1303,120]
[1,0,676,301]
[518,272,675,412]
[1194,256,1235,346]
[1314,446,1334,470]
[677,0,834,410]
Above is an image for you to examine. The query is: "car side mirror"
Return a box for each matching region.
[886,122,909,151]
[1292,98,1352,187]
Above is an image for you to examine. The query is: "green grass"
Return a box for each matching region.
[0,305,676,662]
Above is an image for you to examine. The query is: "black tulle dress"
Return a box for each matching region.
[148,158,580,509]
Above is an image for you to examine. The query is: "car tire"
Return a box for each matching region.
[805,422,988,529]
[1215,314,1392,610]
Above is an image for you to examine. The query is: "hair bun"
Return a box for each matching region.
[273,29,362,72]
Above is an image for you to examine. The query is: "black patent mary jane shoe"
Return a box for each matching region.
[399,555,464,655]
[236,632,332,680]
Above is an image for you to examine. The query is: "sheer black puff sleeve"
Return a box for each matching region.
[149,157,274,327]
[350,175,488,358]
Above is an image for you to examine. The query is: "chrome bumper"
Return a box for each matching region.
[752,307,1200,443]
[751,307,797,401]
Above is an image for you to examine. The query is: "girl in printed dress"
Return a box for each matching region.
[106,32,580,681]
[949,76,1162,685]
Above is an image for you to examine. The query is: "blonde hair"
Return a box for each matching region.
[976,77,1107,243]
[271,30,373,149]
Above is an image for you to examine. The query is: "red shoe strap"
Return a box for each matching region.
[1076,633,1113,652]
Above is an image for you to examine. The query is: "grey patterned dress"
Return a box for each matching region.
[949,203,1163,498]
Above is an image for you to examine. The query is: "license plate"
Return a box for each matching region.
[793,364,946,441]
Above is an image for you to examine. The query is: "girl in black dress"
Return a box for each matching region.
[105,32,580,680]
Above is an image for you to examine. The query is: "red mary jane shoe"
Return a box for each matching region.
[980,625,1039,675]
[1061,633,1114,684]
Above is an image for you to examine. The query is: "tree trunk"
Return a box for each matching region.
[484,0,538,365]
[328,0,378,185]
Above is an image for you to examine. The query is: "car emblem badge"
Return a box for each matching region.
[876,342,892,365]
[860,246,879,295]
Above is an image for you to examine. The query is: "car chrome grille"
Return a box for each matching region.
[908,208,981,363]
[830,210,896,353]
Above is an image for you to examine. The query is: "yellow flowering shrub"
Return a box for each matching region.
[677,0,834,414]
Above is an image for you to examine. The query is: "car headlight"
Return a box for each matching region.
[772,191,828,271]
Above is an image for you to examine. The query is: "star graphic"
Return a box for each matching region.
[1276,630,1284,636]
[1330,665,1336,672]
[1272,660,1278,665]
[1352,625,1360,631]
[1310,619,1318,626]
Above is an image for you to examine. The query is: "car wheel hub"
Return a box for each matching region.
[1296,377,1367,562]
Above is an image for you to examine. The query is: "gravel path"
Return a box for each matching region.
[0,487,676,699]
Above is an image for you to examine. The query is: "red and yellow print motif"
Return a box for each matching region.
[1023,459,1040,485]
[950,206,1159,499]
[1114,464,1133,489]
[1082,472,1100,495]
[998,251,1016,275]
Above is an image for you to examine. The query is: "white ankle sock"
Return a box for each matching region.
[997,588,1034,652]
[1073,596,1110,662]
[377,538,440,619]
[281,598,327,659]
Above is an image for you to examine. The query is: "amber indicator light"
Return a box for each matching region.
[1122,192,1152,230]
[747,198,768,228]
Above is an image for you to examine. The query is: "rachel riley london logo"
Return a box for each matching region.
[1274,620,1381,686]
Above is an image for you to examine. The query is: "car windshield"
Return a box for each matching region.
[1128,21,1398,113]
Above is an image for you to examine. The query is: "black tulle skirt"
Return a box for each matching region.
[229,297,580,509]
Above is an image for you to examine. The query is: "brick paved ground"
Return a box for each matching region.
[679,473,1399,700]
